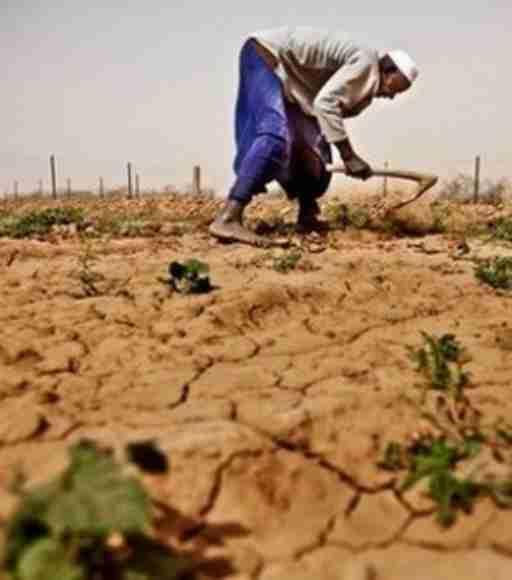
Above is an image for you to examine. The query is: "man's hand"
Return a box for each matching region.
[335,138,373,181]
[344,155,373,180]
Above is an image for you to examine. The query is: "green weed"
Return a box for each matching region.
[75,238,105,297]
[378,435,512,527]
[271,250,303,273]
[475,257,512,290]
[408,332,470,399]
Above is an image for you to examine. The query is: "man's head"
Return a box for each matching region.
[377,51,419,99]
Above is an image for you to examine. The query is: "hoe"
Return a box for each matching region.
[327,163,438,213]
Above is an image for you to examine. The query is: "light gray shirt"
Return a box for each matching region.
[250,26,381,143]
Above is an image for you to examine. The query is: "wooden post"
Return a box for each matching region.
[66,178,71,197]
[14,181,19,199]
[473,155,481,204]
[193,165,201,195]
[127,162,133,199]
[50,155,57,199]
[38,179,43,196]
[99,177,104,198]
[383,161,389,196]
[135,173,140,197]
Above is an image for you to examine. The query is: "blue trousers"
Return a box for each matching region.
[228,39,332,204]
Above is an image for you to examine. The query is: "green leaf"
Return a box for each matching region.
[45,441,151,537]
[3,482,59,571]
[459,438,482,460]
[429,471,480,528]
[184,258,209,276]
[16,538,85,580]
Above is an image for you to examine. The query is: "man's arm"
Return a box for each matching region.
[312,49,378,180]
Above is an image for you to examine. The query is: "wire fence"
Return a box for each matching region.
[1,153,510,202]
[1,155,216,201]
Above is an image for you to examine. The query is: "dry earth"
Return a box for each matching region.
[1,192,512,579]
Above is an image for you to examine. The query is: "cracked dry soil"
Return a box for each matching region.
[1,196,512,579]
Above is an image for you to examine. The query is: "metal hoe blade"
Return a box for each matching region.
[327,163,438,213]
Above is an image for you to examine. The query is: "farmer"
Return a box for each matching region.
[209,26,419,246]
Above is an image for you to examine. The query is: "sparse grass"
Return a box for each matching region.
[475,257,512,290]
[2,439,185,580]
[0,207,85,238]
[271,249,303,273]
[323,200,370,229]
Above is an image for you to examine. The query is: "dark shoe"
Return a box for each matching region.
[297,197,328,232]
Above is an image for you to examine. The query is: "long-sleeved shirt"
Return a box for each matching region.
[250,26,381,143]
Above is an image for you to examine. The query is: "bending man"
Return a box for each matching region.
[210,26,419,246]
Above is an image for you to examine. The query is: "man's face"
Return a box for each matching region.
[377,71,411,99]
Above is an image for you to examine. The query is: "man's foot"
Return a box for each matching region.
[296,198,328,233]
[209,199,271,247]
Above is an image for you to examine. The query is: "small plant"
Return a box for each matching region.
[164,259,212,294]
[378,435,512,527]
[408,332,470,398]
[271,250,303,273]
[475,257,512,290]
[2,440,184,580]
[401,438,481,527]
[76,237,105,297]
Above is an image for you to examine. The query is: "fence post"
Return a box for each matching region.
[135,173,140,198]
[50,155,57,199]
[99,177,104,198]
[193,165,201,195]
[383,161,389,196]
[14,181,19,199]
[67,178,71,197]
[38,179,43,196]
[473,155,481,204]
[127,162,133,199]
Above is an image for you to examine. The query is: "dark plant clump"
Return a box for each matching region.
[167,259,213,294]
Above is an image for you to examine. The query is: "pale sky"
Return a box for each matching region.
[2,1,511,194]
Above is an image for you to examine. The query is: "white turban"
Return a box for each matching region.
[387,50,419,84]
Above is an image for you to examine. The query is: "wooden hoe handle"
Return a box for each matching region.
[326,163,439,211]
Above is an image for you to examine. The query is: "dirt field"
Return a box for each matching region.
[1,191,512,579]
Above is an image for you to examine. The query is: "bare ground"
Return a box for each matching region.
[1,192,512,579]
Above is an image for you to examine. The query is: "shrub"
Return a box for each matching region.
[2,440,184,580]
